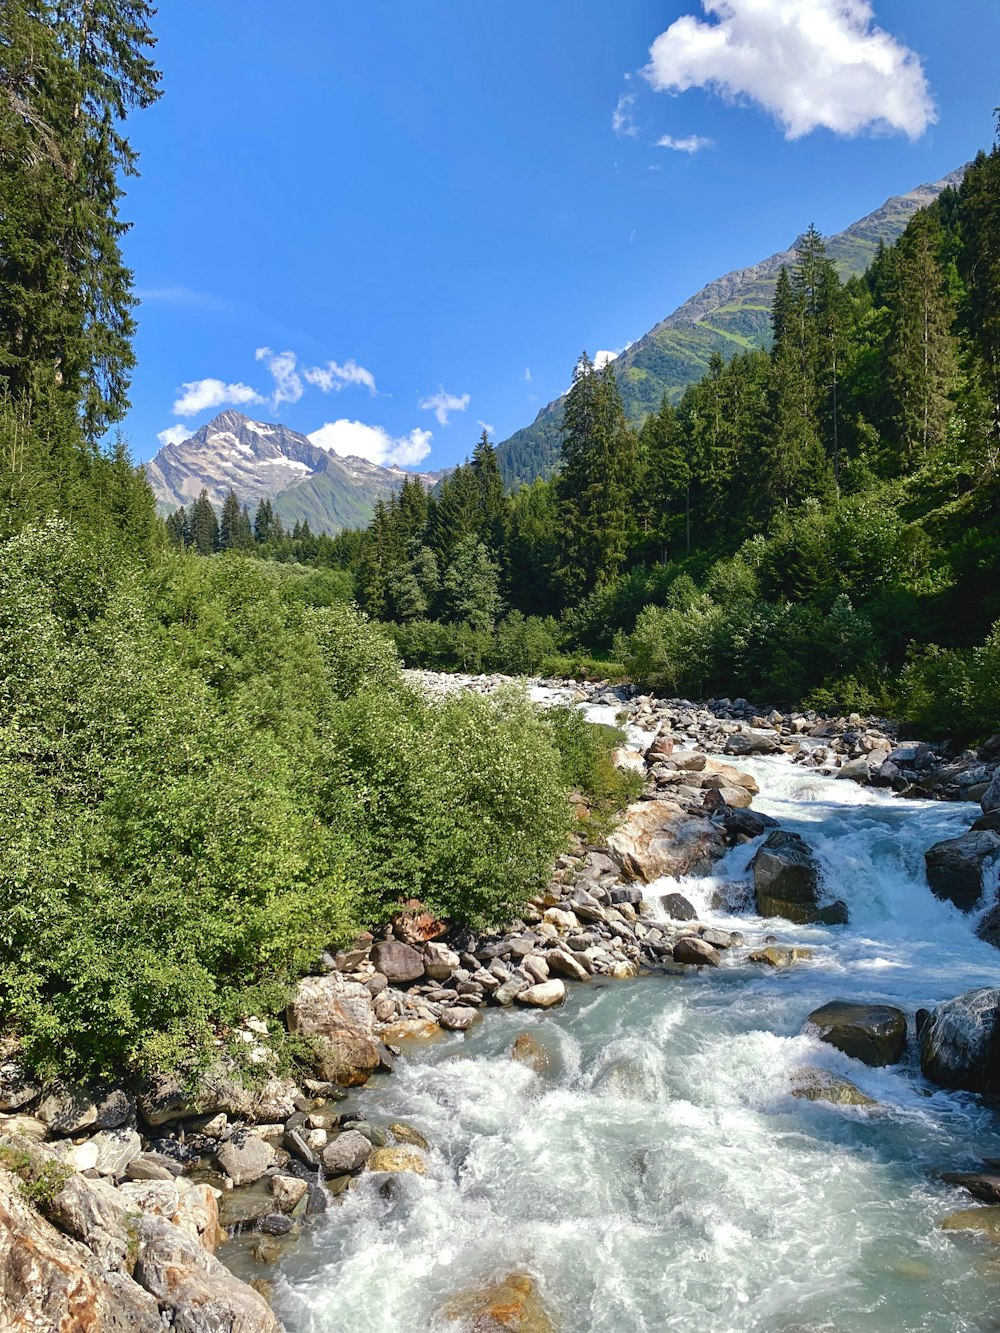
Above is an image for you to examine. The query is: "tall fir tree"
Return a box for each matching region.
[190,489,218,555]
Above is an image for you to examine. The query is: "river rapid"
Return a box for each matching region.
[261,752,1000,1332]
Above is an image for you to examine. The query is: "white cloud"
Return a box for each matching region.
[593,348,623,371]
[255,347,303,408]
[172,378,264,417]
[643,0,935,140]
[657,133,714,152]
[302,358,377,395]
[524,366,532,383]
[612,92,639,137]
[419,388,471,426]
[309,420,433,468]
[156,424,193,448]
[477,420,495,438]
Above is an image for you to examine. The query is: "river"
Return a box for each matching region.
[255,753,1000,1332]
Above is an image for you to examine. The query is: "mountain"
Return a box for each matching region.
[497,165,969,487]
[146,410,448,534]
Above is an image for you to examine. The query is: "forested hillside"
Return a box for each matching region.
[496,167,967,487]
[332,128,999,737]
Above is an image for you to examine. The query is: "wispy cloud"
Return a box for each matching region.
[419,388,471,426]
[477,420,495,438]
[303,359,377,395]
[643,0,935,140]
[309,420,432,467]
[612,92,639,137]
[657,133,714,153]
[523,367,532,383]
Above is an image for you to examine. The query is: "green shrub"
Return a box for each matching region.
[544,706,644,818]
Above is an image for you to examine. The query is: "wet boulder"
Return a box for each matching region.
[366,1146,427,1176]
[789,1066,875,1106]
[924,830,1000,913]
[660,892,698,921]
[509,1033,551,1074]
[607,801,727,883]
[977,902,1000,951]
[940,1172,1000,1204]
[751,830,849,926]
[981,769,1000,815]
[805,1001,907,1066]
[724,732,780,756]
[920,987,1000,1094]
[672,936,722,967]
[441,1271,556,1332]
[515,980,566,1008]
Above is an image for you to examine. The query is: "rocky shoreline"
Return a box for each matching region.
[3,673,1000,1331]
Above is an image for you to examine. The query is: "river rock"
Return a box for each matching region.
[546,948,589,982]
[789,1066,875,1106]
[215,1132,277,1186]
[117,1178,223,1253]
[388,1123,430,1150]
[0,1166,163,1332]
[0,1062,39,1113]
[924,830,1000,912]
[515,980,566,1008]
[442,1270,556,1332]
[423,941,461,980]
[37,1082,131,1136]
[941,1172,1000,1204]
[607,801,727,883]
[919,987,1000,1093]
[976,902,1000,951]
[321,1130,372,1174]
[287,973,382,1086]
[440,1006,479,1031]
[724,732,780,756]
[939,1206,1000,1241]
[673,936,722,967]
[371,939,426,983]
[139,1063,252,1127]
[87,1126,142,1179]
[134,1213,282,1332]
[367,1146,427,1175]
[752,830,849,925]
[510,1033,551,1074]
[982,770,1000,815]
[271,1174,309,1213]
[805,1001,907,1066]
[126,1151,183,1181]
[702,783,753,811]
[749,946,814,968]
[660,892,698,921]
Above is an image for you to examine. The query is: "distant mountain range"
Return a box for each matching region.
[496,165,968,487]
[146,410,448,534]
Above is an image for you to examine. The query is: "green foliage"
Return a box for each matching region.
[544,707,644,820]
[0,1145,73,1209]
[0,525,577,1079]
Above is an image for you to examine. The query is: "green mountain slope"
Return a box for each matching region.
[497,166,967,487]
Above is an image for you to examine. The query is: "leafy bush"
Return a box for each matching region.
[0,524,575,1079]
[544,706,644,816]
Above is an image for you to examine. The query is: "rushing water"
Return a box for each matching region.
[247,756,1000,1332]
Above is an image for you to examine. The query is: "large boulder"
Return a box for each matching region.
[441,1271,555,1332]
[422,941,460,981]
[752,830,848,925]
[286,973,382,1086]
[370,939,425,984]
[321,1129,373,1174]
[673,936,721,967]
[215,1132,276,1187]
[789,1066,875,1106]
[117,1178,223,1253]
[515,980,566,1008]
[37,1082,132,1136]
[982,769,1000,815]
[724,732,780,756]
[920,987,1000,1093]
[0,1167,162,1332]
[925,830,1000,912]
[804,1001,907,1066]
[133,1213,282,1332]
[607,801,727,883]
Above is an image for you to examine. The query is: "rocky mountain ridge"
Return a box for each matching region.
[497,165,968,486]
[146,410,447,535]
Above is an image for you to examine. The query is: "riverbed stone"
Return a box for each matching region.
[789,1066,875,1106]
[608,801,727,883]
[215,1132,276,1187]
[388,1123,430,1150]
[724,731,780,756]
[515,980,566,1008]
[546,948,589,982]
[423,941,461,981]
[752,830,848,925]
[440,1006,480,1031]
[321,1130,372,1174]
[941,1172,1000,1204]
[920,987,1000,1093]
[370,939,425,984]
[366,1146,427,1175]
[660,892,698,921]
[749,946,815,969]
[271,1174,309,1213]
[510,1033,551,1074]
[805,1001,907,1066]
[673,936,722,967]
[287,974,382,1086]
[939,1206,1000,1241]
[925,830,1000,912]
[442,1270,556,1332]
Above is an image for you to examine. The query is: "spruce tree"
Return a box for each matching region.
[219,490,242,549]
[190,489,219,555]
[253,499,275,544]
[555,354,638,603]
[957,133,1000,473]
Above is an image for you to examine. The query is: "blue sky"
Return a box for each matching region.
[122,1,1000,468]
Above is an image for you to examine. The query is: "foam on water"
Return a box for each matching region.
[246,757,1000,1333]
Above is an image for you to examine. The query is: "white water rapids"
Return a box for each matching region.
[235,753,1000,1332]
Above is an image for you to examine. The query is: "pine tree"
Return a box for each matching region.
[219,490,243,549]
[638,396,690,558]
[470,430,508,554]
[253,499,275,544]
[165,505,186,547]
[885,209,958,467]
[442,535,503,631]
[190,489,218,555]
[555,354,638,602]
[957,133,1000,474]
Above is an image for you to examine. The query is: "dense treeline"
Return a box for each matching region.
[335,125,1000,736]
[0,4,633,1079]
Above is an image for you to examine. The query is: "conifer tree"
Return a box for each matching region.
[253,498,275,544]
[190,489,218,555]
[555,354,638,602]
[958,132,1000,473]
[219,490,243,549]
[470,430,508,554]
[885,209,958,467]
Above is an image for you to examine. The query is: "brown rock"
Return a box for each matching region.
[673,936,722,967]
[510,1033,551,1075]
[391,899,447,944]
[789,1066,875,1106]
[287,974,381,1087]
[388,1123,430,1150]
[443,1271,556,1332]
[370,939,426,984]
[366,1146,427,1176]
[607,801,727,883]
